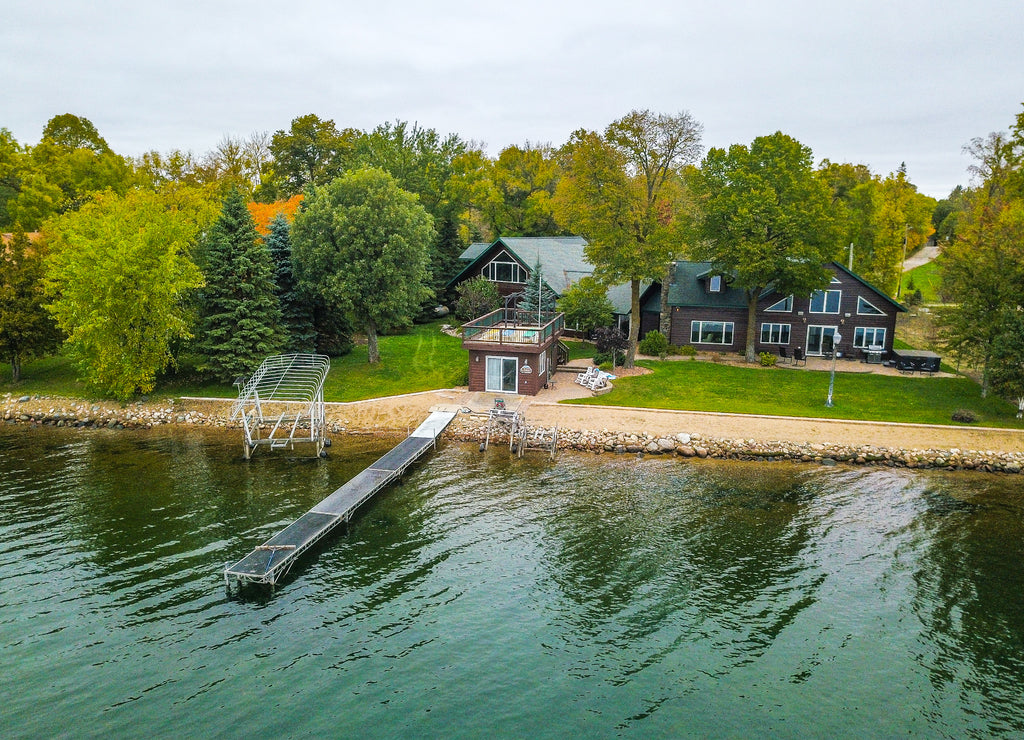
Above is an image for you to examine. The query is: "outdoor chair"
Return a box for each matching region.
[792,347,806,366]
[778,346,790,364]
[896,358,916,374]
[587,375,607,391]
[576,367,598,385]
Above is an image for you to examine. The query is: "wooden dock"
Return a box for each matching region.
[224,410,457,590]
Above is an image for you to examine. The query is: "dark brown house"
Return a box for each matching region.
[655,261,906,360]
[461,307,566,395]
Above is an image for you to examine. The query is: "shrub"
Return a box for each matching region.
[676,344,697,356]
[638,330,669,357]
[592,351,613,366]
[453,276,500,320]
[759,351,777,367]
[951,408,978,424]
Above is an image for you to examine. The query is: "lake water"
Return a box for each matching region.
[2,425,1023,738]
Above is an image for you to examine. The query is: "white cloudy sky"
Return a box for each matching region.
[3,0,1021,198]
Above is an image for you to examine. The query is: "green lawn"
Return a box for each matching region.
[1,322,467,403]
[567,359,1024,428]
[900,260,943,303]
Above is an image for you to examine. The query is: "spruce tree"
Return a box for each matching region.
[265,213,316,353]
[518,257,558,315]
[197,189,283,382]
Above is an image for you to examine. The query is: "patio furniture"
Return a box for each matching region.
[575,367,598,385]
[792,347,806,366]
[892,349,941,375]
[778,346,791,364]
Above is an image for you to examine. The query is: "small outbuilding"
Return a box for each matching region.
[461,306,566,395]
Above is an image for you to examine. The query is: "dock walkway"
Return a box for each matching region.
[224,410,457,590]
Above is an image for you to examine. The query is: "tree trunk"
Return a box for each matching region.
[10,355,21,383]
[625,279,640,369]
[366,318,380,364]
[745,291,759,363]
[659,263,672,337]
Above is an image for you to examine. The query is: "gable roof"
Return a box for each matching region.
[665,260,907,313]
[828,261,907,313]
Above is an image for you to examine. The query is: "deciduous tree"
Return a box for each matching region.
[267,114,359,196]
[291,168,434,364]
[0,229,61,381]
[43,189,209,399]
[688,132,840,362]
[557,276,614,335]
[555,109,703,367]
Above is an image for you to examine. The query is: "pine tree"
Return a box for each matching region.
[265,213,316,352]
[517,257,558,315]
[196,189,283,382]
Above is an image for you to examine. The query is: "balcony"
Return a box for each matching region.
[461,308,564,349]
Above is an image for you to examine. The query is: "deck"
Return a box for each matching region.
[224,410,457,590]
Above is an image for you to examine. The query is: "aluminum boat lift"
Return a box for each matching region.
[231,354,330,459]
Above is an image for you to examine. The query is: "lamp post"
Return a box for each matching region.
[826,331,842,407]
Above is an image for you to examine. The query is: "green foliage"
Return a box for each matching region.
[555,110,703,367]
[988,308,1024,416]
[759,351,777,367]
[518,258,559,314]
[638,330,669,357]
[453,275,500,320]
[196,189,284,382]
[0,229,62,380]
[899,261,943,303]
[688,131,840,361]
[951,408,979,423]
[265,214,316,352]
[291,167,435,364]
[481,143,561,237]
[266,114,359,196]
[557,276,613,334]
[44,189,208,399]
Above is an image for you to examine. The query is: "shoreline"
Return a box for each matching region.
[4,390,1024,475]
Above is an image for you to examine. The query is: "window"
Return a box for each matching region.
[708,274,722,293]
[760,323,791,345]
[854,327,886,348]
[485,356,518,393]
[809,289,841,313]
[483,251,526,283]
[856,296,885,316]
[765,295,793,312]
[830,275,841,284]
[690,321,734,345]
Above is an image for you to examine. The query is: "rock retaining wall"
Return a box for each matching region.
[4,394,1023,474]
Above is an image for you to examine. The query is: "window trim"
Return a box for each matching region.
[690,320,734,345]
[765,295,794,313]
[760,322,791,345]
[809,289,842,314]
[856,296,886,316]
[482,250,527,284]
[708,274,722,293]
[853,327,886,348]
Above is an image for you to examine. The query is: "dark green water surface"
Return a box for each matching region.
[1,425,1023,738]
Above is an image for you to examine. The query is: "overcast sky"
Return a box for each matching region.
[3,0,1021,198]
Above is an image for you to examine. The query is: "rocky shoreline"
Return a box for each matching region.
[5,393,1023,474]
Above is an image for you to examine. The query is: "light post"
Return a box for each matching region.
[825,331,842,407]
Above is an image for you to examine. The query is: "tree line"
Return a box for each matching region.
[0,107,1006,404]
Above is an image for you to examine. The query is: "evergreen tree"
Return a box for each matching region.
[265,213,316,352]
[197,189,283,382]
[517,258,558,315]
[0,229,61,381]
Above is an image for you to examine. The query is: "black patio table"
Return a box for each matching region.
[892,348,941,373]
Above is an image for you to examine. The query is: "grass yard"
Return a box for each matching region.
[567,359,1024,429]
[1,322,467,403]
[900,261,944,303]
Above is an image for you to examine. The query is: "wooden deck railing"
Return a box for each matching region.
[461,309,564,346]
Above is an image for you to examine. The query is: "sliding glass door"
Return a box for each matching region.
[485,356,518,393]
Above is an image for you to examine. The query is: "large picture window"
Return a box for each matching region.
[809,289,842,313]
[760,323,791,345]
[853,327,886,348]
[690,321,734,345]
[483,251,526,284]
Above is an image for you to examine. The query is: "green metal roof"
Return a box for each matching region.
[446,235,636,315]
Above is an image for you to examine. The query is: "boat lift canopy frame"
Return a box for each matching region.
[231,354,330,459]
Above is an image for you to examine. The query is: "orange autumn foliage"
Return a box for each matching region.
[247,195,304,235]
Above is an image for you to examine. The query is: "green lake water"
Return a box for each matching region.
[1,424,1023,738]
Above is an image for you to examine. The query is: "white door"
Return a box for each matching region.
[485,356,518,393]
[806,325,838,356]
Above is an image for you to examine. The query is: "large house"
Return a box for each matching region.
[447,236,634,333]
[448,237,905,363]
[652,261,905,359]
